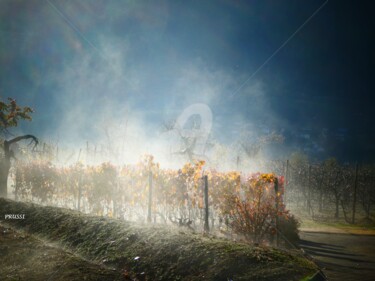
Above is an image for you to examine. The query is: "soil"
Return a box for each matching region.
[0,198,317,280]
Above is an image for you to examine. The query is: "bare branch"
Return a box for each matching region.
[5,134,39,149]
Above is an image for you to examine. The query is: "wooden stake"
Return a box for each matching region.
[204,175,209,233]
[147,171,153,223]
[352,162,359,224]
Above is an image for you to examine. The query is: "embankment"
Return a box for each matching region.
[0,198,317,280]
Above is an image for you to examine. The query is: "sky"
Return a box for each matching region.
[0,0,374,166]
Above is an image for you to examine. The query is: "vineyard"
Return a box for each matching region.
[7,143,375,247]
[10,154,292,245]
[282,157,375,225]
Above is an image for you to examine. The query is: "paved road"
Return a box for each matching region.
[299,231,375,281]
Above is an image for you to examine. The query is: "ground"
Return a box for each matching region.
[299,231,375,281]
[0,198,316,281]
[3,198,375,281]
[0,224,126,281]
[300,218,375,236]
[5,221,375,281]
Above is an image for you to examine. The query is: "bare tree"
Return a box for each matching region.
[358,165,375,220]
[0,97,38,198]
[239,131,284,159]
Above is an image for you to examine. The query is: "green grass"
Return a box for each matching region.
[300,218,375,235]
[0,198,318,281]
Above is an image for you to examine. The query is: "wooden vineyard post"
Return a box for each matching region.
[77,175,82,212]
[86,141,89,164]
[77,148,82,162]
[203,175,209,233]
[308,165,312,215]
[112,172,118,219]
[352,162,359,224]
[274,178,279,247]
[147,171,153,223]
[285,160,289,205]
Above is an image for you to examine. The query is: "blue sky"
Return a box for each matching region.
[0,0,374,165]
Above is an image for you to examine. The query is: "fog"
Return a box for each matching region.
[3,0,372,166]
[1,1,295,171]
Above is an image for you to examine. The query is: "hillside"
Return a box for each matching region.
[0,198,317,280]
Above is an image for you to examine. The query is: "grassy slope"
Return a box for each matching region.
[0,198,317,281]
[0,224,124,281]
[290,205,375,235]
[300,218,375,235]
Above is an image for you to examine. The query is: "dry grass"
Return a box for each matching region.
[0,198,317,281]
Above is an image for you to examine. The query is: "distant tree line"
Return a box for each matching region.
[261,152,375,224]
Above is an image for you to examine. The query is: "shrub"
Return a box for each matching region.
[277,213,300,246]
[220,173,289,244]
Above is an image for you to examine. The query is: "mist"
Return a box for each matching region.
[2,0,374,166]
[2,3,375,280]
[1,0,292,171]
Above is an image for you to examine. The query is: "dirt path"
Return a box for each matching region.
[299,231,375,281]
[0,224,127,281]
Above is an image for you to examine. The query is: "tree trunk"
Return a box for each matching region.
[319,190,323,212]
[335,197,339,219]
[0,135,38,198]
[365,204,370,219]
[0,160,10,197]
[0,140,12,198]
